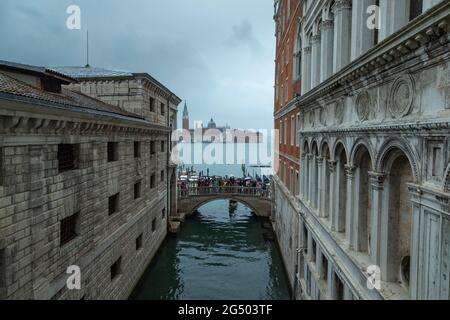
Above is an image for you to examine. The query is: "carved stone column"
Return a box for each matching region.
[300,153,307,199]
[328,160,337,231]
[307,154,313,204]
[333,0,352,73]
[320,19,334,82]
[369,171,386,268]
[311,34,322,88]
[302,46,312,94]
[345,165,356,249]
[317,157,324,216]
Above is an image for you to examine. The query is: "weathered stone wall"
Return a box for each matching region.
[273,176,299,292]
[0,130,169,300]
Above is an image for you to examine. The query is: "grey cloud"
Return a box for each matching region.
[226,20,263,57]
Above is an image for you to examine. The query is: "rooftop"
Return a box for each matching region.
[0,60,76,84]
[0,71,143,121]
[49,66,134,79]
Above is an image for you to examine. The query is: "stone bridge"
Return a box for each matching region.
[177,186,273,218]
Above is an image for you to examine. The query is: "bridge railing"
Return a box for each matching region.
[178,186,271,200]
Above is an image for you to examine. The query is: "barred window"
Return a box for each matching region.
[161,103,166,116]
[152,218,156,232]
[58,144,79,173]
[161,140,165,153]
[109,193,119,215]
[162,208,166,220]
[134,181,141,200]
[150,97,155,112]
[134,141,141,158]
[150,173,156,189]
[110,257,122,281]
[107,142,118,162]
[136,234,143,251]
[161,170,165,182]
[60,212,79,246]
[150,141,156,155]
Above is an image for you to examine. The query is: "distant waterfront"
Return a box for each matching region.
[174,142,274,178]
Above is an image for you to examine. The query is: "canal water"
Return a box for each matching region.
[130,200,291,300]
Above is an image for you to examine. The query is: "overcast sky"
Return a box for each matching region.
[0,0,275,130]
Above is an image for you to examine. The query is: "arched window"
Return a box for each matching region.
[354,146,373,254]
[335,144,347,233]
[312,142,319,209]
[321,143,331,220]
[383,150,414,288]
[293,24,302,81]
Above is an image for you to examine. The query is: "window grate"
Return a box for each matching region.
[150,173,156,189]
[60,212,79,246]
[107,142,118,162]
[58,144,78,173]
[150,141,156,155]
[134,181,141,200]
[134,141,141,158]
[109,193,119,215]
[136,234,143,250]
[110,257,121,280]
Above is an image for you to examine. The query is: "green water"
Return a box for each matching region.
[130,200,291,300]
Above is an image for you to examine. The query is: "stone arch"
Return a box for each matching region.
[349,138,375,170]
[352,143,374,254]
[320,140,331,159]
[311,140,320,209]
[311,140,319,156]
[332,139,349,162]
[375,138,420,182]
[321,140,332,220]
[303,140,310,154]
[185,196,269,218]
[379,146,415,289]
[334,141,348,233]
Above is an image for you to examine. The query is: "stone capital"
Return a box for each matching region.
[303,46,312,54]
[345,165,356,179]
[316,157,324,165]
[321,20,334,31]
[311,34,322,44]
[369,171,386,190]
[335,0,352,11]
[327,160,337,172]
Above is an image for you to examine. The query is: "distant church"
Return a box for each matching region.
[181,102,263,143]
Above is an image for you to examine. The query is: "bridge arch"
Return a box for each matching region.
[189,197,262,217]
[177,187,272,218]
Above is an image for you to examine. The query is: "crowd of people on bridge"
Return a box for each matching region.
[179,174,271,198]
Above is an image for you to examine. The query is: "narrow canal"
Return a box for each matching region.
[130,200,291,300]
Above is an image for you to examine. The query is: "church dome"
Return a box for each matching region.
[207,118,216,129]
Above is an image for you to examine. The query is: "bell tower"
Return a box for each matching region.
[182,101,189,130]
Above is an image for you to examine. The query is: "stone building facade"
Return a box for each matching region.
[0,61,181,299]
[274,0,450,299]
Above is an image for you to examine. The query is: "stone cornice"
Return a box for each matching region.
[0,98,170,136]
[300,119,450,136]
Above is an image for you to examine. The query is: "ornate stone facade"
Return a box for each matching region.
[274,0,450,300]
